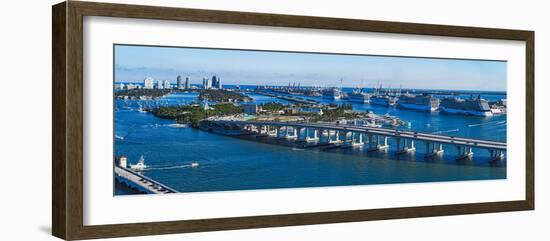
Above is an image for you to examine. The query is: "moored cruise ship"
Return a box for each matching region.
[370,94,397,106]
[439,95,493,116]
[322,87,342,100]
[347,88,371,103]
[397,93,440,111]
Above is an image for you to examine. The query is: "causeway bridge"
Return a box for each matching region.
[202,120,506,161]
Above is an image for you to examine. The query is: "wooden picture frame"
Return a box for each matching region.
[52,1,534,240]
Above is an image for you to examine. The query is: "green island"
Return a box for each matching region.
[115,89,172,100]
[150,103,243,128]
[149,101,375,128]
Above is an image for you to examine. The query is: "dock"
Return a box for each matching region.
[114,166,178,194]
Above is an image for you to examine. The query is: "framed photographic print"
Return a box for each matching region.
[52,1,534,240]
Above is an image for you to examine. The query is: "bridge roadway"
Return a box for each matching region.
[207,120,506,160]
[210,120,506,151]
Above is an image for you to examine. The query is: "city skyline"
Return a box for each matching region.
[115,45,507,91]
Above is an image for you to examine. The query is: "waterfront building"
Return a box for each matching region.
[177,75,184,89]
[285,108,298,115]
[115,83,125,90]
[117,156,128,168]
[163,79,171,89]
[126,83,138,90]
[155,80,163,89]
[211,75,222,89]
[243,104,260,115]
[212,75,218,88]
[143,77,154,89]
[203,77,212,89]
[184,77,190,89]
[216,77,222,89]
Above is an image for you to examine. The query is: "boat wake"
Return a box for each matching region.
[168,123,189,128]
[468,120,506,127]
[431,129,459,134]
[145,162,200,170]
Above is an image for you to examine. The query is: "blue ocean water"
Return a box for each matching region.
[114,91,506,194]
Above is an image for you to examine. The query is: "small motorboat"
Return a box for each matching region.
[190,162,199,168]
[130,156,148,171]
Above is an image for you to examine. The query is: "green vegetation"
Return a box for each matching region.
[150,103,243,128]
[307,106,363,122]
[115,89,172,99]
[261,102,286,112]
[198,89,252,102]
[327,103,353,110]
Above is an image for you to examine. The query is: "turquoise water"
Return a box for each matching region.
[114,91,506,194]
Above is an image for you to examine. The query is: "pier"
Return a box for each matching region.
[114,166,178,194]
[202,120,506,161]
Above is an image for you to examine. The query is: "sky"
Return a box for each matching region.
[114,44,507,91]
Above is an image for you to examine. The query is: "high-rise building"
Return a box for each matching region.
[143,77,154,89]
[212,75,218,88]
[115,83,125,90]
[126,83,138,90]
[184,77,190,89]
[177,75,184,89]
[212,75,222,89]
[202,77,212,89]
[156,80,163,89]
[163,80,171,89]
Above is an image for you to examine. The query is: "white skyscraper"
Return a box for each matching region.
[184,77,190,89]
[177,75,184,89]
[143,77,154,89]
[163,80,171,89]
[216,77,222,89]
[156,80,163,89]
[202,78,212,89]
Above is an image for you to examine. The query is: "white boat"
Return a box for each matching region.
[396,93,440,112]
[439,96,493,117]
[322,87,342,100]
[347,89,371,103]
[129,156,148,171]
[363,122,382,128]
[190,162,199,168]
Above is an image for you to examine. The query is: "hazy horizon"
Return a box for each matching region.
[114,45,507,92]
